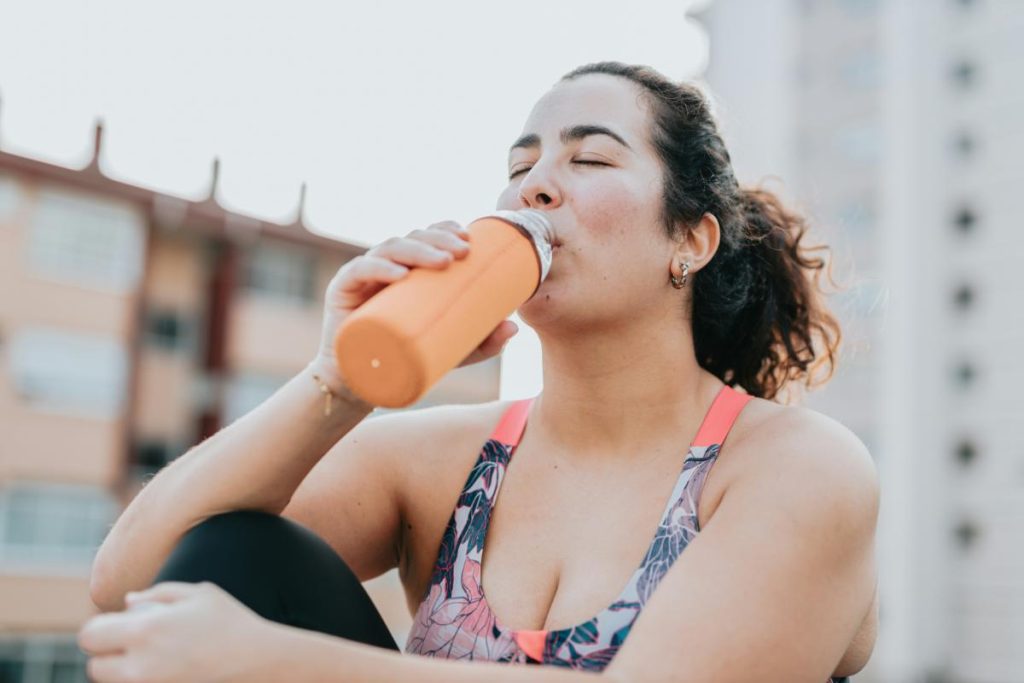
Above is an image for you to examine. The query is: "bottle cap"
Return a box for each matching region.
[487,209,554,283]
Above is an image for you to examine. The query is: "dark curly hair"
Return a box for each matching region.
[561,61,843,402]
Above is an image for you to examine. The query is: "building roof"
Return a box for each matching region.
[0,118,368,258]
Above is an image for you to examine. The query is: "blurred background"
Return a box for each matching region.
[0,0,1019,681]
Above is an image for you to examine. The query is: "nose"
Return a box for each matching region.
[517,164,562,210]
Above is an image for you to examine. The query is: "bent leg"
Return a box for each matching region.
[152,509,398,650]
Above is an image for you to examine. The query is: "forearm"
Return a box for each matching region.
[90,361,373,610]
[268,624,618,683]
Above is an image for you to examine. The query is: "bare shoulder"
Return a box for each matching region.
[752,402,877,489]
[724,397,876,489]
[703,397,879,528]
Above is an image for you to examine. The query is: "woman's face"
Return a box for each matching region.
[496,73,679,334]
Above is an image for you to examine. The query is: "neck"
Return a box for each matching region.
[530,319,724,459]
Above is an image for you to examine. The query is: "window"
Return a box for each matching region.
[951,282,976,312]
[0,173,21,221]
[836,197,877,235]
[132,439,179,479]
[0,481,118,570]
[27,187,145,292]
[952,205,978,234]
[0,635,88,683]
[839,50,880,90]
[951,358,978,390]
[950,128,978,160]
[142,309,192,352]
[8,327,127,417]
[949,59,978,90]
[837,0,879,15]
[953,517,981,550]
[834,122,882,164]
[242,243,316,305]
[954,438,979,467]
[223,372,289,425]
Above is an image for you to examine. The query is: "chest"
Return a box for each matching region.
[402,434,733,632]
[484,449,699,632]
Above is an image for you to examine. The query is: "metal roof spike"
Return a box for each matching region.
[207,156,221,204]
[293,181,308,228]
[85,118,105,174]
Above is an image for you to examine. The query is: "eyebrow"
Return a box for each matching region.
[508,124,633,155]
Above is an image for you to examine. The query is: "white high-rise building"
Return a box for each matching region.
[693,1,1023,682]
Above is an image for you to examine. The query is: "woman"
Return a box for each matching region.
[80,62,879,682]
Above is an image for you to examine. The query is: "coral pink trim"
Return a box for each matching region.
[514,629,548,661]
[692,386,753,447]
[491,398,535,446]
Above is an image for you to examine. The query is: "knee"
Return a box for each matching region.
[178,509,331,564]
[156,510,308,585]
[182,509,300,551]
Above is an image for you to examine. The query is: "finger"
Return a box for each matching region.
[335,257,410,294]
[458,320,519,367]
[424,220,470,237]
[406,228,471,259]
[78,612,142,656]
[87,652,133,683]
[126,581,205,605]
[366,237,455,270]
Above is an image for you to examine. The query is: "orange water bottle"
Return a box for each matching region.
[333,209,554,408]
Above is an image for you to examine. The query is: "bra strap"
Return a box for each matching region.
[491,397,536,446]
[692,385,753,448]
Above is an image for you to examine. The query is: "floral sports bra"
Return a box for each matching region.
[405,386,847,683]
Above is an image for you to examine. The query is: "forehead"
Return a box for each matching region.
[521,73,652,148]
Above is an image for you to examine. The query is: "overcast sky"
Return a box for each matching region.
[0,0,709,399]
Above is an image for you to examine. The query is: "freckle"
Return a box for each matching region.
[545,295,550,301]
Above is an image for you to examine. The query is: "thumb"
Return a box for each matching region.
[126,581,205,606]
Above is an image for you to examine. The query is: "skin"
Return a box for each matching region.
[78,73,879,682]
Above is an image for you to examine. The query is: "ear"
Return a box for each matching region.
[672,212,721,273]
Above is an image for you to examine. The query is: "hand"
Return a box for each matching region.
[311,220,520,387]
[78,581,286,683]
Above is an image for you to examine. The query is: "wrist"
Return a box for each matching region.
[304,358,375,416]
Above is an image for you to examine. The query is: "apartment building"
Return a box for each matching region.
[0,123,500,680]
[695,0,1023,681]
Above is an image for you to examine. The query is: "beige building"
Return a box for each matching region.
[696,1,1023,681]
[0,123,500,679]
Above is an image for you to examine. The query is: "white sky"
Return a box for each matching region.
[0,0,709,400]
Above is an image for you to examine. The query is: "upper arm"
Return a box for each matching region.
[607,409,880,683]
[279,411,411,582]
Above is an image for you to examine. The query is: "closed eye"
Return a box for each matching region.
[508,159,610,180]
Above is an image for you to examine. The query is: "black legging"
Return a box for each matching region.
[151,509,400,651]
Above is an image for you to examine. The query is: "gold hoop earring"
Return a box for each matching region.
[670,261,690,289]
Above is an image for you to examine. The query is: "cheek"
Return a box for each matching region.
[571,179,656,245]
